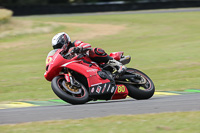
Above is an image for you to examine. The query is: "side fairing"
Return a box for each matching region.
[62,61,110,87]
[89,83,117,100]
[88,84,128,100]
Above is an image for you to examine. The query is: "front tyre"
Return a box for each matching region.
[125,68,155,100]
[51,75,89,104]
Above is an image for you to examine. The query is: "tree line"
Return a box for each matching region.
[1,0,198,6]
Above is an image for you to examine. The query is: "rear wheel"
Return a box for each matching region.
[125,68,155,100]
[51,75,89,104]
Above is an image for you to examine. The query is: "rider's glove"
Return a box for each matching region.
[71,47,82,54]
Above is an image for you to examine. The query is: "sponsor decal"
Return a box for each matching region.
[90,83,116,95]
[102,84,107,93]
[117,85,126,93]
[107,84,111,92]
[111,86,115,93]
[46,57,52,64]
[96,86,102,93]
[91,87,94,93]
[86,69,98,72]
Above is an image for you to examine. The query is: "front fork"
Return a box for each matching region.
[64,68,81,88]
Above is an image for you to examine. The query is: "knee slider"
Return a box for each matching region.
[94,48,106,55]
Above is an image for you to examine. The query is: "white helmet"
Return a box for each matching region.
[52,32,71,49]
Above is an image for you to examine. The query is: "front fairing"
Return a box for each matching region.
[44,49,101,82]
[44,49,67,81]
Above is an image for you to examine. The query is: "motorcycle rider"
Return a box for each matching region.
[47,32,127,74]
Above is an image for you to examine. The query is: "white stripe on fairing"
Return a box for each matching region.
[91,61,98,64]
[91,83,102,87]
[62,60,80,67]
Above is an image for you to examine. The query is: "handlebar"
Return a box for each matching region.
[62,47,91,60]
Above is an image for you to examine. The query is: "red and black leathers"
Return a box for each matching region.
[72,40,112,63]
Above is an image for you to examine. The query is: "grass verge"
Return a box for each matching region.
[0,111,199,133]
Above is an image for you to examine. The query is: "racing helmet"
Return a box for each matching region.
[52,32,71,49]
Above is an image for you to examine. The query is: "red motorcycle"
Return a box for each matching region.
[44,47,155,104]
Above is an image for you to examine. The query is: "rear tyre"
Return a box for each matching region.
[125,68,155,100]
[51,75,89,104]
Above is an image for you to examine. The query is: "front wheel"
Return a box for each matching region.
[51,75,89,104]
[125,68,155,100]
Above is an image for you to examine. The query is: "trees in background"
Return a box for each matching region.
[1,0,136,6]
[0,0,199,6]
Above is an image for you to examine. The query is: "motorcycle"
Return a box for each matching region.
[44,47,155,104]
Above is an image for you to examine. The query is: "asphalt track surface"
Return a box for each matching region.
[0,94,200,124]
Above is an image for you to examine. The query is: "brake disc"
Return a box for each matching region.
[62,81,82,94]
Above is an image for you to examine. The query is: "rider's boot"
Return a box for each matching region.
[107,58,127,76]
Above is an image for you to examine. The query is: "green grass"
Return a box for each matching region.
[0,11,200,102]
[0,111,199,133]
